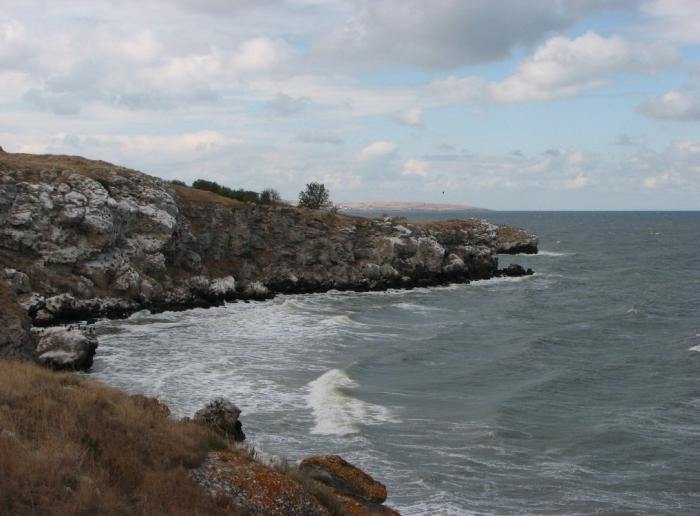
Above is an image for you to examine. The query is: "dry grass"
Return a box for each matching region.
[0,360,243,515]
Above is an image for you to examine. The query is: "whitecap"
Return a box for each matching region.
[689,345,700,352]
[536,250,573,257]
[468,274,537,286]
[305,368,399,436]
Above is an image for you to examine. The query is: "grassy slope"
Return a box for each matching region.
[0,360,243,515]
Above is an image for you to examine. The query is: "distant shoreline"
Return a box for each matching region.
[337,201,490,212]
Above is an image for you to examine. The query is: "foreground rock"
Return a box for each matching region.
[193,451,330,516]
[32,326,98,370]
[0,152,537,330]
[299,455,400,515]
[194,398,246,442]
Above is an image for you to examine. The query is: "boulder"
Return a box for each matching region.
[243,281,271,300]
[192,450,329,516]
[299,455,387,504]
[193,398,245,442]
[33,326,98,370]
[499,263,534,277]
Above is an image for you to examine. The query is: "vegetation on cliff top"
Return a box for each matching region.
[190,179,282,205]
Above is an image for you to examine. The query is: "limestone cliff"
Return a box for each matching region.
[0,150,536,338]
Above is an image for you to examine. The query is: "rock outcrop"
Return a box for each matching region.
[193,450,330,516]
[299,455,400,515]
[0,280,35,361]
[0,152,537,330]
[32,326,98,370]
[194,398,246,442]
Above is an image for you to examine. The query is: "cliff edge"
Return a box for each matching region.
[0,151,537,351]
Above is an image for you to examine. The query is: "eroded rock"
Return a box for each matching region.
[194,398,246,442]
[193,451,329,516]
[33,326,98,370]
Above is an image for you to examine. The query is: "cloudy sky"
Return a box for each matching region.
[1,0,700,209]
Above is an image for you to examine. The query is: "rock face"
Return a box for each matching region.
[299,455,399,515]
[194,398,246,442]
[495,225,538,254]
[0,152,537,331]
[0,280,35,361]
[32,326,98,370]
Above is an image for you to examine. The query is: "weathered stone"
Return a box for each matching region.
[33,326,98,370]
[194,398,245,442]
[193,451,329,516]
[299,455,387,504]
[499,263,534,277]
[0,281,36,360]
[3,268,32,294]
[0,151,537,327]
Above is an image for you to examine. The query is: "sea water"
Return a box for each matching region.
[89,211,700,515]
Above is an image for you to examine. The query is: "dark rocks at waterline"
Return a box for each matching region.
[194,398,246,442]
[498,263,534,277]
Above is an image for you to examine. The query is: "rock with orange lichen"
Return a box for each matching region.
[331,492,401,516]
[299,455,387,504]
[192,450,330,516]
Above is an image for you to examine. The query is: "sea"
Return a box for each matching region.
[88,211,700,515]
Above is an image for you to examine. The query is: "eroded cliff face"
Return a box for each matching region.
[0,151,537,332]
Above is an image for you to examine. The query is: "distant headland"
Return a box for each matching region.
[338,201,490,212]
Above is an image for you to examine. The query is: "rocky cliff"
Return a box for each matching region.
[0,150,537,359]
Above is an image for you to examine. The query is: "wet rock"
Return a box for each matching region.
[499,263,534,277]
[243,281,271,300]
[33,326,98,370]
[194,398,245,442]
[299,455,387,504]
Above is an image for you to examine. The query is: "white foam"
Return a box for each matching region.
[689,345,700,352]
[537,250,573,257]
[305,368,398,436]
[468,274,536,286]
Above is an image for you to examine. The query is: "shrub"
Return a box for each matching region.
[298,182,333,210]
[170,179,187,187]
[191,179,261,204]
[260,188,282,205]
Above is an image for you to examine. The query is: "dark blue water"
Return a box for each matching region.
[91,212,700,515]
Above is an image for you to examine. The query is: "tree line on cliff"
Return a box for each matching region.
[172,179,335,211]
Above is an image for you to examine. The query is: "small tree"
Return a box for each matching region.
[260,188,282,205]
[298,182,333,210]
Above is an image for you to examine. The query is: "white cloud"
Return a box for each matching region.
[356,141,397,161]
[566,174,591,189]
[402,159,429,177]
[231,37,292,71]
[641,0,700,44]
[490,32,677,103]
[393,107,423,126]
[637,90,700,120]
[309,0,602,70]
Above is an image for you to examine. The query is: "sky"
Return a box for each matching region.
[1,0,700,210]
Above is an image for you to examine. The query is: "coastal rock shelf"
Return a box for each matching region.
[0,151,537,360]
